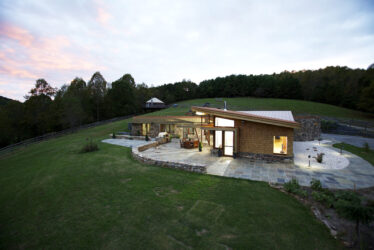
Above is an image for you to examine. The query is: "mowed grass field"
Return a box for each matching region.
[145,97,374,121]
[0,119,340,249]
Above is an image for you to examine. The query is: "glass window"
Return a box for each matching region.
[224,131,234,156]
[142,123,150,136]
[273,136,287,154]
[215,130,223,148]
[215,117,234,127]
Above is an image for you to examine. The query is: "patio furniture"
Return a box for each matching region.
[181,138,199,149]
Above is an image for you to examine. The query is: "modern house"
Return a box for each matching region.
[131,106,301,162]
[144,97,166,110]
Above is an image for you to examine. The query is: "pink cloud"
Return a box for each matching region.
[97,7,111,25]
[0,22,34,47]
[0,22,102,83]
[0,64,39,79]
[95,0,112,26]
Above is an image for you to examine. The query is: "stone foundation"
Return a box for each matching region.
[294,116,321,141]
[132,148,207,174]
[238,152,293,163]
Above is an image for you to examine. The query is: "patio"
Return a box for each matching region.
[103,138,374,189]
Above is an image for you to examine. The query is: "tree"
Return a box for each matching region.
[335,195,374,247]
[358,81,374,113]
[25,79,57,99]
[106,74,137,117]
[87,72,107,121]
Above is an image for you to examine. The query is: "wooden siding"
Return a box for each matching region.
[235,119,294,156]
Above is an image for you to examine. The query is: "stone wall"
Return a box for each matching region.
[130,123,160,137]
[294,116,321,141]
[138,142,158,152]
[238,152,293,163]
[132,148,207,173]
[149,123,160,137]
[131,123,142,136]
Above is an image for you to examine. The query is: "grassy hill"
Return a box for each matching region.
[145,97,374,121]
[0,119,340,249]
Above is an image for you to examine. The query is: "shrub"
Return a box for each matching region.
[363,142,370,152]
[284,179,300,192]
[295,189,308,198]
[80,140,99,153]
[112,131,116,139]
[314,153,324,163]
[312,191,334,208]
[284,179,307,198]
[321,120,338,132]
[335,190,361,205]
[310,179,323,191]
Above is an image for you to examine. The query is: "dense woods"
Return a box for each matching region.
[1,66,374,148]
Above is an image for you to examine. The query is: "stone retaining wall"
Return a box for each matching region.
[294,116,321,141]
[238,152,293,163]
[132,148,207,174]
[138,142,159,152]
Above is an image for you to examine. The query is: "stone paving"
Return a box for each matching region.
[102,138,155,148]
[103,138,374,190]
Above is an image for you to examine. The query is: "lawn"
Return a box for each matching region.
[0,119,340,249]
[145,97,374,121]
[333,143,374,166]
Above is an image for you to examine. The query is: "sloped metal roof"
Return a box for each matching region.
[240,111,295,122]
[191,106,300,128]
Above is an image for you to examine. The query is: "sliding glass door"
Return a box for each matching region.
[224,131,234,156]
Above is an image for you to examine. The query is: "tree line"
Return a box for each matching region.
[1,66,374,148]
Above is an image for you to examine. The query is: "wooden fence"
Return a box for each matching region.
[0,114,136,155]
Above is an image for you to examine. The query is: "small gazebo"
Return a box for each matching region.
[145,97,166,109]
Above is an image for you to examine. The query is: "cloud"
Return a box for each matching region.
[0,22,34,47]
[95,0,112,26]
[0,0,374,101]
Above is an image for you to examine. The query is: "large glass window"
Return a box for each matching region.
[215,130,223,148]
[215,117,234,127]
[142,123,150,136]
[273,136,287,154]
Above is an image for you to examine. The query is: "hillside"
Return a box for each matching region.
[0,119,339,249]
[0,96,12,105]
[145,97,374,121]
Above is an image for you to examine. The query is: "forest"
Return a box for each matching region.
[1,66,374,148]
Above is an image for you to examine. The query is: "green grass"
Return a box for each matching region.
[145,97,374,121]
[0,120,340,249]
[333,143,374,166]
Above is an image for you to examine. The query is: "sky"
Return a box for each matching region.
[0,0,374,101]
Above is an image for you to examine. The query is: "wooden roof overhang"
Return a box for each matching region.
[191,106,301,129]
[132,115,201,124]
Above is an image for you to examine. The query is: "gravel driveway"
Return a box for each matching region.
[322,133,374,149]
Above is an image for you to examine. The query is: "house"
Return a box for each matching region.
[131,106,301,162]
[145,97,166,110]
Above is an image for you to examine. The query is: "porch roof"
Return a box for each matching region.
[132,115,202,124]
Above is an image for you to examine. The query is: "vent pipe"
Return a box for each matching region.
[224,101,227,111]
